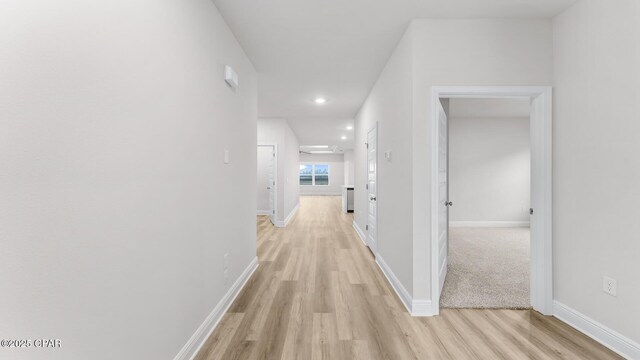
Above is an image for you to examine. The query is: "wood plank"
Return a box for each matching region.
[195,196,623,360]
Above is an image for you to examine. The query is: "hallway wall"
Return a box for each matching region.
[343,150,355,186]
[0,1,257,359]
[355,19,553,307]
[354,26,415,294]
[553,0,640,345]
[258,118,300,223]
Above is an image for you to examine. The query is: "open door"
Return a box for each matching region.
[257,145,277,225]
[437,100,450,294]
[367,125,378,254]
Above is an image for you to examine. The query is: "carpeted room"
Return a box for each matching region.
[442,98,532,309]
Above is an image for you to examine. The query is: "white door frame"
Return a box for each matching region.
[430,86,553,316]
[257,143,278,225]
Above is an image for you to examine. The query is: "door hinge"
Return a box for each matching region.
[365,142,369,148]
[273,181,276,186]
[366,224,368,231]
[273,210,275,214]
[366,184,369,190]
[273,153,276,157]
[529,208,534,215]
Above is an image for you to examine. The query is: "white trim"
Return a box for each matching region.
[275,202,299,228]
[449,221,530,228]
[375,255,434,316]
[553,301,640,360]
[173,257,259,360]
[257,210,272,216]
[430,86,553,316]
[352,221,367,246]
[376,256,412,313]
[411,300,434,317]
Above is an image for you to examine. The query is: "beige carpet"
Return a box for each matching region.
[440,227,530,309]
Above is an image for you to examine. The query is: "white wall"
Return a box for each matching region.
[553,0,640,344]
[448,99,531,223]
[257,119,300,222]
[354,25,415,293]
[0,1,257,359]
[412,19,553,301]
[355,19,553,303]
[299,153,345,195]
[284,124,301,217]
[343,150,355,186]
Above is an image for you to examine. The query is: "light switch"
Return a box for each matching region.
[384,151,392,161]
[224,149,230,164]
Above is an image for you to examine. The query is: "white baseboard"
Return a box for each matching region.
[411,300,434,317]
[375,255,434,317]
[352,221,367,246]
[173,257,259,360]
[553,301,640,360]
[275,202,299,228]
[449,221,530,228]
[257,210,272,216]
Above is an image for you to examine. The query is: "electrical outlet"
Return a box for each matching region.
[603,276,617,297]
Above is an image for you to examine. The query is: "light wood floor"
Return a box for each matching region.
[195,196,621,360]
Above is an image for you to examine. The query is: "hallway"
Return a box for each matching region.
[195,196,620,360]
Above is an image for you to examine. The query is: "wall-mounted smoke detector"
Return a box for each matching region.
[224,65,238,90]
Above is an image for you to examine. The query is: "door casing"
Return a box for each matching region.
[430,86,553,316]
[257,144,278,225]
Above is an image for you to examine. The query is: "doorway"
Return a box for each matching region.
[366,125,378,254]
[440,98,532,309]
[430,86,553,316]
[257,144,277,225]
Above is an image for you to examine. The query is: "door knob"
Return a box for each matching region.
[370,196,377,201]
[445,201,453,207]
[267,187,272,189]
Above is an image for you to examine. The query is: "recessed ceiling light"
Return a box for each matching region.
[314,97,326,104]
[341,136,347,140]
[346,125,353,130]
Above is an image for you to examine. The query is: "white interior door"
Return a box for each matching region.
[367,126,378,254]
[437,100,449,295]
[257,145,276,224]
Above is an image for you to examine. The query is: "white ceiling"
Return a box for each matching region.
[289,118,355,150]
[213,0,576,146]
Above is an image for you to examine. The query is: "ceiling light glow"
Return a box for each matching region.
[341,136,347,140]
[346,126,353,130]
[314,97,327,104]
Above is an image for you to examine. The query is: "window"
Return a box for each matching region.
[314,164,329,185]
[299,164,329,186]
[299,164,313,185]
